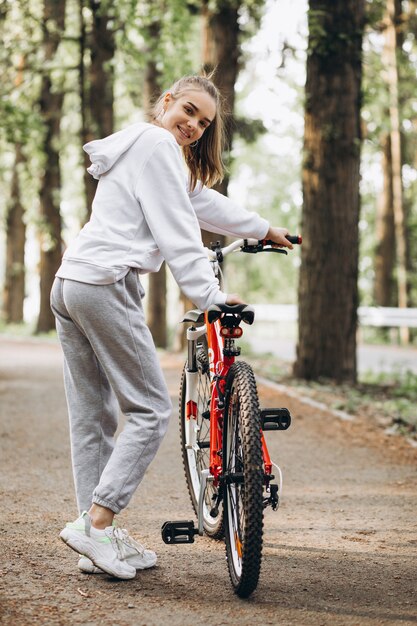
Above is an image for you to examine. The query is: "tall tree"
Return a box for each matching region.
[174,0,246,350]
[36,0,66,333]
[174,0,266,349]
[374,133,396,306]
[384,0,409,342]
[200,0,264,217]
[294,0,365,382]
[142,12,167,349]
[1,11,27,324]
[79,0,115,219]
[364,0,416,316]
[202,0,240,201]
[4,144,26,323]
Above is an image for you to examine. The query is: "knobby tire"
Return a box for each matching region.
[223,361,264,598]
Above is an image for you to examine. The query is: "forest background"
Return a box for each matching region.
[0,0,416,386]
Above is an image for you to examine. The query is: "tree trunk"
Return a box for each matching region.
[384,0,409,342]
[36,0,66,334]
[374,133,396,306]
[79,0,96,216]
[293,0,365,382]
[147,263,167,348]
[201,0,240,236]
[4,144,26,324]
[175,1,242,351]
[143,17,167,349]
[80,0,115,220]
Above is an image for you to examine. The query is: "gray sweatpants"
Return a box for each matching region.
[50,271,172,514]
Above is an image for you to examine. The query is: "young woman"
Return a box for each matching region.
[51,74,293,580]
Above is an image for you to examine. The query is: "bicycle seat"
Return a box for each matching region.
[207,304,255,325]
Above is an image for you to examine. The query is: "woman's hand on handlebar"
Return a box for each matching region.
[265,226,294,250]
[226,293,246,305]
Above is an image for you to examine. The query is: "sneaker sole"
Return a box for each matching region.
[78,556,157,574]
[60,528,136,580]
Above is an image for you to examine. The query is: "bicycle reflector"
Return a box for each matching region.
[220,326,243,338]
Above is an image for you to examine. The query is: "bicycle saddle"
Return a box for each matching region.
[207,304,255,325]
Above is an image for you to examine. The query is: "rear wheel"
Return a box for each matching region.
[223,361,264,598]
[179,337,224,538]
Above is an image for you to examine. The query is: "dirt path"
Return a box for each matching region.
[0,338,416,626]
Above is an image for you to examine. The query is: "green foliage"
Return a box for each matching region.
[307,5,363,61]
[204,0,264,27]
[2,0,416,330]
[360,367,417,437]
[307,8,327,56]
[360,0,417,309]
[226,135,302,303]
[234,116,266,143]
[116,0,198,99]
[251,350,417,441]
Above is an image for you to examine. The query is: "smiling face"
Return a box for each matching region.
[160,89,216,147]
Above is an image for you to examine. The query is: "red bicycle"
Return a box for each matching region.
[162,235,301,598]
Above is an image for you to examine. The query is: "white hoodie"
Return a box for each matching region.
[56,122,269,311]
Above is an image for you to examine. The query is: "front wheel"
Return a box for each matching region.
[223,361,264,598]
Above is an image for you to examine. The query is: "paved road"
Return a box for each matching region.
[1,338,416,626]
[246,332,417,375]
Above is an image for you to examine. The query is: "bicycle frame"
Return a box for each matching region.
[184,294,274,495]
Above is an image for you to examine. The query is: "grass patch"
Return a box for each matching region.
[250,352,417,442]
[0,321,57,341]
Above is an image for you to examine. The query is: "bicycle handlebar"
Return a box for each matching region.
[207,235,302,261]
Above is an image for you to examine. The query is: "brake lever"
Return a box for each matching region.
[241,243,288,255]
[262,247,288,255]
[240,243,263,254]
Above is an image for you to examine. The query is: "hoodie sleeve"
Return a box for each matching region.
[134,139,227,311]
[188,182,269,239]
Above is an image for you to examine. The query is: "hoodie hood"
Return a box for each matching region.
[83,122,155,179]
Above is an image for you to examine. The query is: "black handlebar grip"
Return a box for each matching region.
[263,235,302,246]
[286,234,302,245]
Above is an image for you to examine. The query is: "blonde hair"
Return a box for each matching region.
[151,74,226,191]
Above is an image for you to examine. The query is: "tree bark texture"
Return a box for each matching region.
[3,144,26,323]
[384,0,409,342]
[294,0,365,382]
[80,0,115,219]
[36,0,66,333]
[201,0,240,234]
[374,133,396,306]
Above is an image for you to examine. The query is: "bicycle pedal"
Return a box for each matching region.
[261,408,291,431]
[161,520,199,544]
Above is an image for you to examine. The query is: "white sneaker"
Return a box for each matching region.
[78,528,157,574]
[60,511,136,580]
